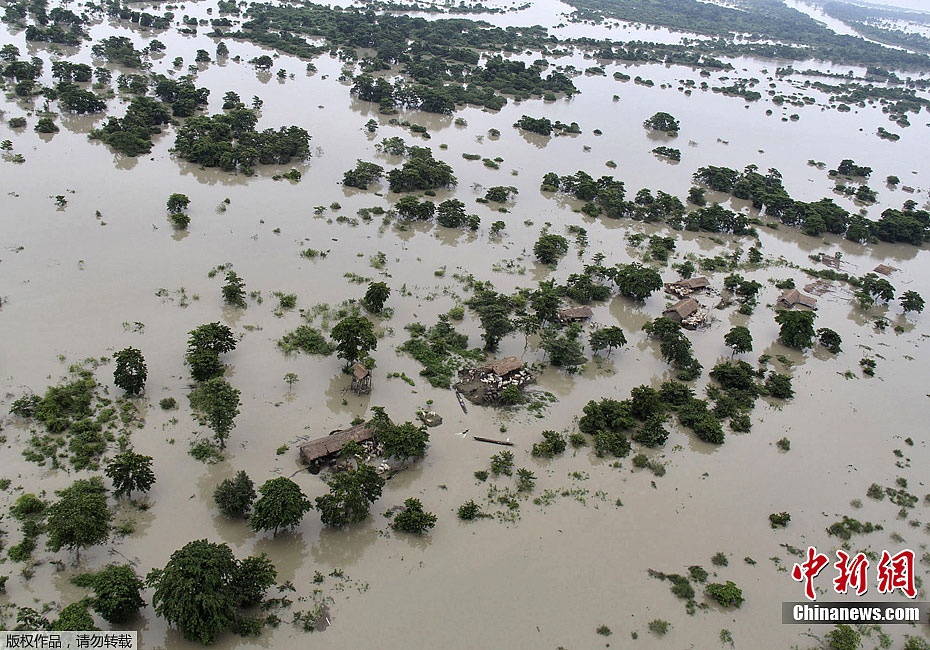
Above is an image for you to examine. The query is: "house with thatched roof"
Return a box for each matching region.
[776,289,818,310]
[557,306,594,323]
[351,362,371,395]
[299,422,378,473]
[665,276,710,297]
[455,356,534,405]
[663,298,700,323]
[873,264,897,276]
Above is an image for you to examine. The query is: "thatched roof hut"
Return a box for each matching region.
[776,289,818,310]
[479,356,523,378]
[557,306,594,323]
[299,422,377,469]
[663,298,699,323]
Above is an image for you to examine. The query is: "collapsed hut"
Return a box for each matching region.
[557,306,593,324]
[664,276,710,298]
[776,288,818,310]
[454,357,534,405]
[350,362,371,395]
[299,421,378,473]
[663,297,707,329]
[873,264,897,276]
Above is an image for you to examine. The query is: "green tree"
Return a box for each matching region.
[51,603,98,631]
[147,540,238,644]
[705,581,743,608]
[113,347,147,395]
[901,290,925,313]
[817,327,842,354]
[530,281,561,323]
[213,471,256,518]
[331,315,377,368]
[72,564,145,624]
[188,378,241,448]
[46,477,111,557]
[315,464,385,528]
[825,624,861,650]
[857,273,894,308]
[644,111,680,133]
[230,553,277,607]
[615,263,663,301]
[540,324,586,368]
[391,498,437,535]
[378,421,429,463]
[477,303,513,350]
[186,322,237,382]
[362,282,391,313]
[250,477,312,534]
[105,451,155,498]
[342,160,384,189]
[222,271,246,308]
[723,326,752,356]
[590,326,627,356]
[533,233,569,265]
[775,310,816,349]
[166,193,190,212]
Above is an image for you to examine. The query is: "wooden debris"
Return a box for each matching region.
[473,436,514,446]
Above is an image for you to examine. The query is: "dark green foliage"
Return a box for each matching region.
[614,263,662,301]
[331,315,377,367]
[516,468,536,492]
[593,430,631,458]
[391,498,437,535]
[9,394,40,417]
[723,326,752,355]
[769,512,791,528]
[35,117,59,133]
[152,75,210,117]
[436,199,469,228]
[315,464,385,527]
[186,322,237,382]
[817,327,842,353]
[222,271,247,308]
[484,185,518,203]
[376,419,429,462]
[51,603,98,631]
[148,539,276,644]
[489,450,514,476]
[632,414,670,448]
[173,109,311,174]
[764,373,793,399]
[72,564,145,624]
[900,290,925,313]
[652,146,681,161]
[826,516,880,540]
[10,493,46,520]
[229,554,277,607]
[105,451,155,498]
[399,316,478,388]
[46,477,111,554]
[214,471,256,518]
[642,318,702,380]
[167,193,190,213]
[89,96,172,156]
[540,324,585,368]
[277,325,336,356]
[343,160,384,189]
[362,281,391,313]
[188,378,241,447]
[532,430,566,458]
[706,581,744,608]
[590,326,626,356]
[92,36,143,67]
[533,234,569,265]
[250,478,312,534]
[643,111,679,133]
[457,500,484,520]
[387,147,456,192]
[513,115,552,135]
[113,347,146,395]
[659,381,694,406]
[775,309,816,348]
[579,398,635,436]
[678,398,724,444]
[825,624,861,650]
[395,195,436,221]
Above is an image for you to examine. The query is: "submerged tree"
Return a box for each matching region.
[113,347,147,395]
[221,271,246,308]
[315,464,385,528]
[105,451,155,498]
[72,564,145,624]
[189,378,241,448]
[213,470,256,518]
[331,315,377,368]
[249,477,312,534]
[362,281,391,314]
[391,498,437,535]
[46,477,111,557]
[775,310,816,349]
[723,326,752,356]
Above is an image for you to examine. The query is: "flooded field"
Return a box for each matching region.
[1,0,929,647]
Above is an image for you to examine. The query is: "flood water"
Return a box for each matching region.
[1,0,930,648]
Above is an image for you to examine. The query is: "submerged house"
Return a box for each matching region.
[664,276,710,297]
[299,422,378,473]
[351,362,372,395]
[776,289,818,310]
[454,357,534,405]
[557,306,594,324]
[663,297,707,329]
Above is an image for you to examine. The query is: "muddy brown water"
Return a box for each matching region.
[1,0,929,647]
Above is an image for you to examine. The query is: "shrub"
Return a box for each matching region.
[706,581,743,607]
[531,430,566,458]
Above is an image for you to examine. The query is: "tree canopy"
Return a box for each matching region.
[249,477,313,534]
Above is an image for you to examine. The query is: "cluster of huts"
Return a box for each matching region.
[454,356,534,405]
[662,276,711,329]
